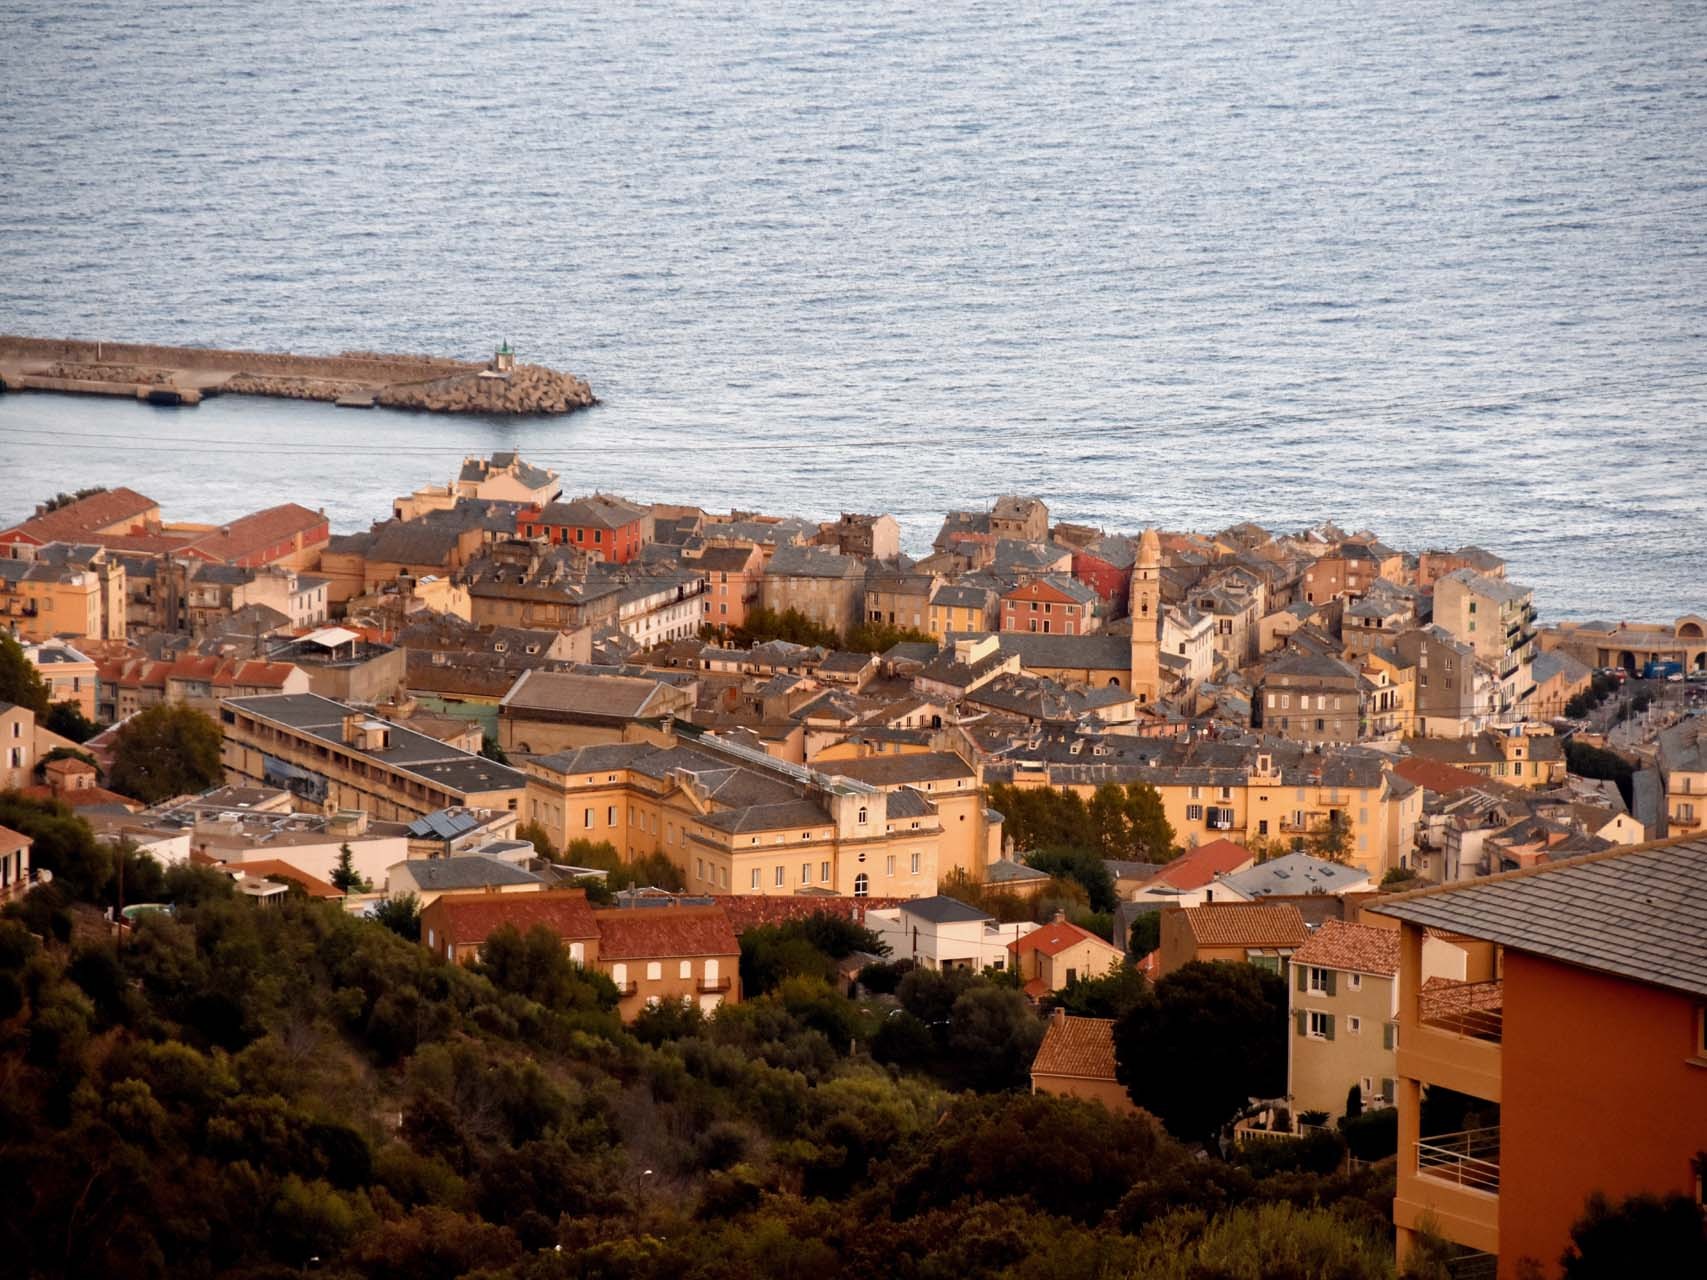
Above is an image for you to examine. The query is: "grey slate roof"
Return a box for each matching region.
[900,894,992,924]
[1369,838,1707,997]
[1217,852,1367,899]
[948,630,1131,673]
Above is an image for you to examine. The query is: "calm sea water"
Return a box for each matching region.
[2,1,1704,621]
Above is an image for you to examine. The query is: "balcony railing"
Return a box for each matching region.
[697,976,733,994]
[1419,979,1504,1042]
[1416,1125,1501,1194]
[614,980,638,996]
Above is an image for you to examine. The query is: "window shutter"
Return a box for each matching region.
[1323,1014,1335,1041]
[1324,970,1337,996]
[1383,1022,1395,1050]
[1295,1009,1307,1036]
[1296,966,1307,992]
[1380,1077,1395,1102]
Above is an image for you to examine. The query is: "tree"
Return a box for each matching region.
[1128,911,1162,957]
[1306,812,1352,864]
[1024,846,1117,912]
[1120,781,1177,862]
[331,843,373,894]
[372,893,421,941]
[0,631,50,715]
[479,735,510,764]
[107,703,223,803]
[1046,963,1149,1019]
[844,621,935,654]
[1113,960,1288,1143]
[1559,1185,1707,1279]
[44,700,101,743]
[1344,1081,1363,1121]
[477,924,617,1012]
[946,985,1045,1091]
[514,821,558,859]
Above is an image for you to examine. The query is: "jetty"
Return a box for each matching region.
[0,336,596,416]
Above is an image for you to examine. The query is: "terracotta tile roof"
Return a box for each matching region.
[1292,920,1399,976]
[227,859,342,899]
[5,487,158,543]
[1030,1013,1119,1081]
[593,905,740,960]
[706,893,905,933]
[1179,902,1308,948]
[0,824,29,858]
[181,503,327,564]
[1148,838,1253,890]
[1392,756,1497,796]
[1419,975,1504,1020]
[1008,919,1120,959]
[423,888,599,945]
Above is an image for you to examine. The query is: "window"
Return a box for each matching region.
[1347,1016,1362,1034]
[680,960,692,979]
[801,863,811,884]
[774,866,784,887]
[857,807,868,825]
[886,854,896,875]
[607,805,617,826]
[853,873,869,897]
[1307,966,1330,994]
[1348,973,1362,991]
[1308,1011,1333,1039]
[646,962,662,981]
[910,851,921,875]
[696,858,704,881]
[820,860,831,882]
[1186,804,1204,822]
[750,867,760,890]
[584,808,594,829]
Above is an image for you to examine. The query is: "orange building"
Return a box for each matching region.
[1371,838,1707,1279]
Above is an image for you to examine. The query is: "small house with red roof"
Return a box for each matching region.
[1157,901,1308,977]
[1029,1009,1138,1115]
[1007,913,1127,998]
[1128,838,1255,908]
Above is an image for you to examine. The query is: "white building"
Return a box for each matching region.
[864,894,1037,972]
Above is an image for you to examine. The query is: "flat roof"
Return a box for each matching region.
[223,693,526,796]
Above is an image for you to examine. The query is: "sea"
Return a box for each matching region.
[2,0,1704,622]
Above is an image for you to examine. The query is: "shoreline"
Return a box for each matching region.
[0,334,596,416]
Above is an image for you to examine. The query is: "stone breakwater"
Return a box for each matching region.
[0,335,597,415]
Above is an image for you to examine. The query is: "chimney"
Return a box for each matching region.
[1051,1006,1066,1025]
[1052,908,1066,924]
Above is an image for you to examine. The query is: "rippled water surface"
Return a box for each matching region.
[2,0,1704,619]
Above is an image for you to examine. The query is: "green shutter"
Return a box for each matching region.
[1383,1022,1395,1050]
[1296,965,1307,992]
[1295,1009,1307,1036]
[1323,1014,1335,1041]
[1323,970,1337,996]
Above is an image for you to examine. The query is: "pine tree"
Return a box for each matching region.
[330,843,372,894]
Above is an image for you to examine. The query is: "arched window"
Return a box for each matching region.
[857,806,868,825]
[853,873,869,898]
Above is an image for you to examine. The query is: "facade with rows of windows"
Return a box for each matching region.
[523,731,958,899]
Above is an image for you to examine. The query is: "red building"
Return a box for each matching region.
[518,495,653,564]
[1000,575,1100,635]
[1071,535,1138,612]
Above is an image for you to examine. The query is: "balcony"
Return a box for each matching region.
[697,976,733,994]
[1400,980,1503,1103]
[614,980,638,996]
[1416,1125,1501,1195]
[1419,979,1503,1043]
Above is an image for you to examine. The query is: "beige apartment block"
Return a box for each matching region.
[1288,921,1401,1119]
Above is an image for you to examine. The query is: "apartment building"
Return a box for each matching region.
[1260,651,1364,744]
[1656,720,1706,840]
[1433,570,1538,719]
[761,546,867,637]
[1288,921,1401,1118]
[522,731,956,899]
[1371,839,1707,1278]
[220,692,527,821]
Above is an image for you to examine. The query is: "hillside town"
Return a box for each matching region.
[2,454,1704,1279]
